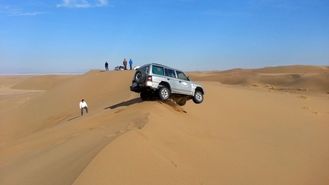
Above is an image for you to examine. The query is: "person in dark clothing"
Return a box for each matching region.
[105,61,109,71]
[123,58,128,70]
[129,59,133,70]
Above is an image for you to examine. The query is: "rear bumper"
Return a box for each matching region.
[130,85,142,92]
[130,82,156,93]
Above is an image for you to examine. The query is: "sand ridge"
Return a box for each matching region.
[0,66,329,185]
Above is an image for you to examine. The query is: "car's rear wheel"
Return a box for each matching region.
[158,86,170,101]
[193,90,203,104]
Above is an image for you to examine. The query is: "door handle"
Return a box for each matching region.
[167,78,170,80]
[179,81,182,83]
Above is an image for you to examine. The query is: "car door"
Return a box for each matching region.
[175,70,193,95]
[164,68,179,93]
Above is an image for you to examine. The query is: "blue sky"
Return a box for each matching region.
[0,0,328,73]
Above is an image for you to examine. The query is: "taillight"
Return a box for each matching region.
[147,76,152,81]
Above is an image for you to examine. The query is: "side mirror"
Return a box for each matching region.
[187,76,190,81]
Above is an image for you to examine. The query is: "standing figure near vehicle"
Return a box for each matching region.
[129,59,133,70]
[80,99,88,116]
[105,61,109,71]
[123,58,128,70]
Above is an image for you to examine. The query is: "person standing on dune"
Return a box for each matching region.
[105,61,109,71]
[80,99,88,116]
[129,59,133,70]
[123,58,128,70]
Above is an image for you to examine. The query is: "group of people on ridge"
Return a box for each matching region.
[105,58,134,71]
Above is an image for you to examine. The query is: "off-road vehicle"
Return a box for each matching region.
[130,63,204,106]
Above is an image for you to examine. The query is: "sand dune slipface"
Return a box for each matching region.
[1,71,135,143]
[1,66,329,185]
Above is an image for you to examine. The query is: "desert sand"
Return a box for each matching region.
[0,66,329,185]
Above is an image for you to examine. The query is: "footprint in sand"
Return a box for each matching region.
[105,133,117,138]
[299,95,308,99]
[302,106,319,115]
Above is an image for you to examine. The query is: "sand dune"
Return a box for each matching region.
[1,66,329,185]
[12,75,76,90]
[190,65,329,93]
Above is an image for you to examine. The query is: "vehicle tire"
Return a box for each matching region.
[193,90,203,104]
[158,86,171,101]
[140,91,149,101]
[175,97,187,106]
[135,71,146,83]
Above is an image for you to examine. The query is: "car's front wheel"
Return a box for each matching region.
[193,90,203,104]
[158,86,171,101]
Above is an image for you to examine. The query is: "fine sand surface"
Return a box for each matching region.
[190,65,329,94]
[0,66,328,185]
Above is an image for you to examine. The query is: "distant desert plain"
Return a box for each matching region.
[0,65,329,185]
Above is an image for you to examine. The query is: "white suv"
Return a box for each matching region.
[130,63,204,106]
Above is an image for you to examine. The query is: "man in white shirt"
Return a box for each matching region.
[80,99,88,116]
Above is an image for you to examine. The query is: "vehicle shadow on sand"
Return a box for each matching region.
[105,98,143,110]
[105,97,187,113]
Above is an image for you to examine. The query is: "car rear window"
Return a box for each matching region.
[165,68,176,78]
[152,65,164,76]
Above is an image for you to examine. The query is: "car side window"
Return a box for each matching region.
[176,71,189,81]
[152,65,164,76]
[165,68,176,78]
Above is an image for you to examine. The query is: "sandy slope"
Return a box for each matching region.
[1,66,329,185]
[73,82,329,185]
[0,71,143,185]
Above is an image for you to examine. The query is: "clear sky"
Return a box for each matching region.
[0,0,328,74]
